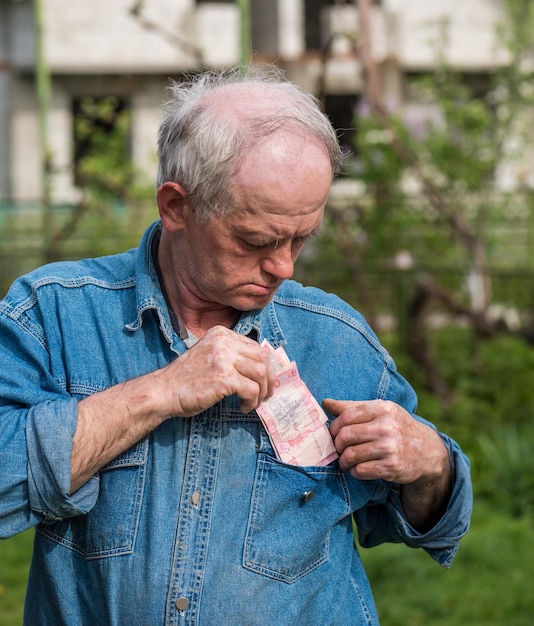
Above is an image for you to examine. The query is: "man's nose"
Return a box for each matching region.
[260,245,295,280]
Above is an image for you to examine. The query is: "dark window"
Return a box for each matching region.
[305,0,337,51]
[324,93,359,161]
[72,96,130,187]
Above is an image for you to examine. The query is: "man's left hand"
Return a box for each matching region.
[323,398,452,531]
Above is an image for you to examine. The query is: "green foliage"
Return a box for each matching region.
[312,0,534,414]
[477,424,534,518]
[411,73,498,192]
[458,335,534,423]
[354,114,407,188]
[361,503,534,625]
[74,96,153,205]
[325,0,534,339]
[42,96,157,262]
[376,327,534,525]
[406,330,532,422]
[0,529,33,626]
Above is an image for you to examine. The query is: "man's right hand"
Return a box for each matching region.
[153,325,276,416]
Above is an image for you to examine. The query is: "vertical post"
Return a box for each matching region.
[33,0,53,261]
[238,0,251,67]
[356,0,382,111]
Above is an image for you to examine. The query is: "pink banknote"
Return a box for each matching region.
[257,341,338,466]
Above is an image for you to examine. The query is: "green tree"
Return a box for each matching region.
[46,96,154,262]
[312,0,534,400]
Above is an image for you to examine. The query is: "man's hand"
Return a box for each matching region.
[154,325,277,416]
[72,327,275,493]
[323,398,452,531]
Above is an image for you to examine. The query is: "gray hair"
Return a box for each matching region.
[156,65,343,222]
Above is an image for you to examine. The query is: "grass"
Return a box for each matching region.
[0,529,33,626]
[1,504,533,625]
[361,501,534,625]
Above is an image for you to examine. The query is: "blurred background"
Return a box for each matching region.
[1,1,533,624]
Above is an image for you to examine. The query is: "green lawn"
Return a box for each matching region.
[362,501,534,625]
[1,504,532,625]
[0,529,33,626]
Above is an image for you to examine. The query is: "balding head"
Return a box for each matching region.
[156,65,343,223]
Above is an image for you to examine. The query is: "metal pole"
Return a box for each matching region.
[356,0,382,110]
[237,0,251,67]
[33,0,53,261]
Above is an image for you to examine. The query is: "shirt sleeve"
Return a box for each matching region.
[353,433,473,568]
[0,301,99,538]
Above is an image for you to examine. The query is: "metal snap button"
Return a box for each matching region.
[175,597,190,611]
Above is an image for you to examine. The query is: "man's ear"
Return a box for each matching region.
[157,182,193,232]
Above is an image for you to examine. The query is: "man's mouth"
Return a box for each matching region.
[248,282,280,296]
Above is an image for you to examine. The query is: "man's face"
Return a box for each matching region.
[173,132,333,312]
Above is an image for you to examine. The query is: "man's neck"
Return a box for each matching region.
[156,233,239,338]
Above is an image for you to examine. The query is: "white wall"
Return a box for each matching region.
[42,0,240,72]
[3,0,524,203]
[11,78,41,201]
[131,77,166,186]
[385,0,509,69]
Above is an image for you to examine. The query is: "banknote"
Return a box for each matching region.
[257,340,338,466]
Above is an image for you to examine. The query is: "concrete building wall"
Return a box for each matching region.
[0,0,522,203]
[385,0,508,69]
[43,0,198,72]
[278,0,304,59]
[8,0,35,70]
[131,76,168,186]
[10,77,41,201]
[42,0,241,72]
[0,1,10,198]
[48,85,77,203]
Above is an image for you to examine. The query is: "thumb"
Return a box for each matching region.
[322,398,348,417]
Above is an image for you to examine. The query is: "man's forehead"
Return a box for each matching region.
[225,207,324,241]
[233,221,322,236]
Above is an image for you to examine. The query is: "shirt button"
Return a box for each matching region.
[303,490,314,502]
[191,490,201,506]
[175,597,190,611]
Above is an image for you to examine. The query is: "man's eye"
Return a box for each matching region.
[242,238,275,249]
[241,236,308,250]
[243,240,268,249]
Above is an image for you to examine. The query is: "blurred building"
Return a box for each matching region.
[0,0,511,203]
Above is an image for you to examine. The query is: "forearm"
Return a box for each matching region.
[71,372,170,493]
[400,443,452,532]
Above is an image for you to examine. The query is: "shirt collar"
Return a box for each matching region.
[125,221,174,344]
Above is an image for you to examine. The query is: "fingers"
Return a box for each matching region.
[323,398,376,440]
[322,398,349,418]
[203,327,276,412]
[338,436,400,480]
[164,326,276,416]
[324,399,427,483]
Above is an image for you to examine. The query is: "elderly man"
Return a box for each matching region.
[0,66,471,625]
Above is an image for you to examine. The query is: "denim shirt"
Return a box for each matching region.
[0,221,472,626]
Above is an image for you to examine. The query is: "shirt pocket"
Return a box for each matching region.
[37,438,148,559]
[243,432,351,584]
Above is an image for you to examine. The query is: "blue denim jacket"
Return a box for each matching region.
[0,221,472,625]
